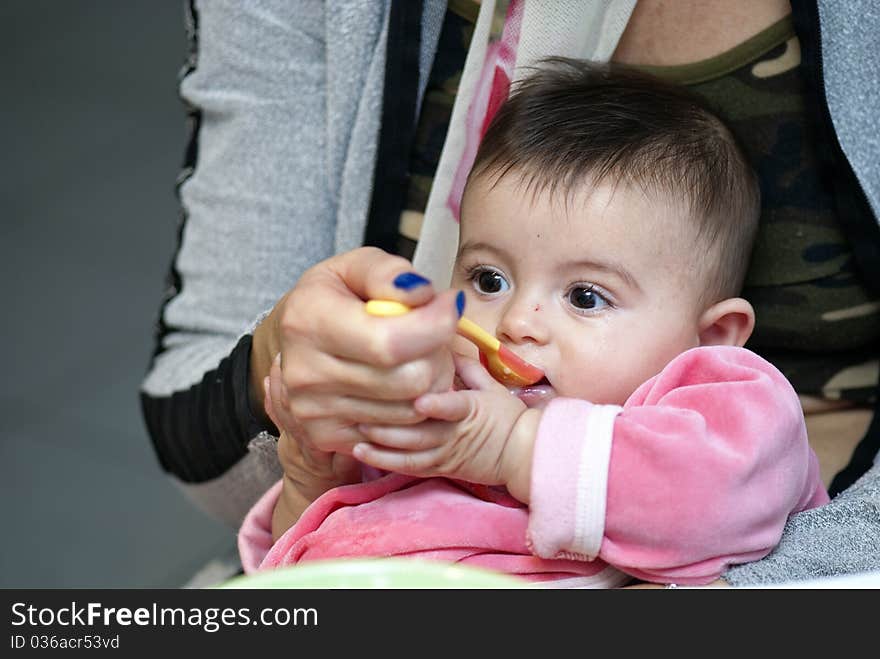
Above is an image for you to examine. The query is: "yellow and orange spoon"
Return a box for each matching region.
[365,299,545,387]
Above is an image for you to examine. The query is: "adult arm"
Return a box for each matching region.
[526,346,829,585]
[140,0,338,526]
[722,458,880,585]
[720,0,880,586]
[140,1,458,527]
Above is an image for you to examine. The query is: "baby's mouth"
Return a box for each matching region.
[509,375,556,408]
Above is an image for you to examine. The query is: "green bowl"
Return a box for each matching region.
[219,558,526,589]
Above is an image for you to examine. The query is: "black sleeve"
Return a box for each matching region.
[140,334,278,483]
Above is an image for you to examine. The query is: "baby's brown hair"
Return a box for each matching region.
[469,58,761,305]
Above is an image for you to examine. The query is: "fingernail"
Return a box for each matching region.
[455,290,466,318]
[273,352,281,365]
[393,272,431,290]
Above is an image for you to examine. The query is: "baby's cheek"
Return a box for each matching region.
[555,369,633,406]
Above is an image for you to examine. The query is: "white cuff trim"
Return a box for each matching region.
[575,404,622,559]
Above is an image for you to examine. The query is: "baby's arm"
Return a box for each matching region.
[527,346,829,585]
[354,353,541,503]
[262,360,361,542]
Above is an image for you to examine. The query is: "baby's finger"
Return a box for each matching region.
[413,389,472,422]
[357,420,449,451]
[352,443,442,475]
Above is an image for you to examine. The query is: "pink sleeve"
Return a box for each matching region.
[527,346,829,585]
[237,464,384,574]
[237,479,282,574]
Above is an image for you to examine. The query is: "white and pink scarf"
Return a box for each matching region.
[412,0,637,285]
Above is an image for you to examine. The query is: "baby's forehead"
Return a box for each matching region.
[464,179,705,264]
[462,168,700,242]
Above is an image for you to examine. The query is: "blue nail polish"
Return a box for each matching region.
[393,272,431,290]
[456,291,466,318]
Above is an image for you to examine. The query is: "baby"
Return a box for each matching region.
[240,60,828,587]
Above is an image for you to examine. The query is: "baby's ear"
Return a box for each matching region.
[697,297,755,347]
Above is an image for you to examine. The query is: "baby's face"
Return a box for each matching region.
[452,172,707,408]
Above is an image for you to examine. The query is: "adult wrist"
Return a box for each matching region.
[249,312,280,432]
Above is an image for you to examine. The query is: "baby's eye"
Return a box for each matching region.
[470,267,509,295]
[567,285,609,312]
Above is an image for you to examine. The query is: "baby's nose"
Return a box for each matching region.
[496,299,549,346]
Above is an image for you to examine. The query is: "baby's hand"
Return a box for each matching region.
[353,354,541,503]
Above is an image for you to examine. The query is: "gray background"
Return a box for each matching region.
[0,1,237,586]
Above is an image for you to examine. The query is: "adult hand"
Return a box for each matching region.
[251,247,461,505]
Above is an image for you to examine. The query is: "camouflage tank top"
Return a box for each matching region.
[398,5,880,404]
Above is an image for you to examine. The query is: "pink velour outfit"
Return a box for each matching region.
[239,346,829,586]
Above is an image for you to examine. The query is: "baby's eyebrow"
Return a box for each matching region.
[561,258,641,292]
[456,241,505,260]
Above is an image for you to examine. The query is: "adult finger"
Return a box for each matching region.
[357,420,450,451]
[314,288,463,366]
[452,352,507,392]
[263,376,281,431]
[330,246,437,308]
[289,393,428,428]
[267,352,300,432]
[352,442,444,475]
[285,348,452,401]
